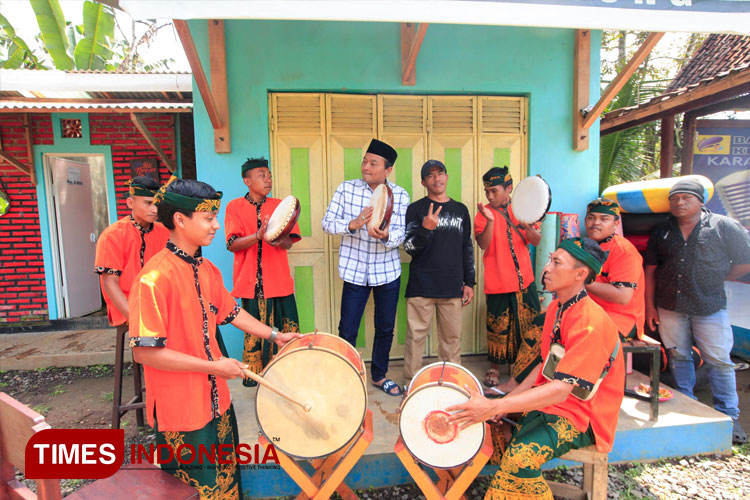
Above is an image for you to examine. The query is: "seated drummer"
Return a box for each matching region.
[448,238,624,500]
[475,166,544,393]
[583,199,645,340]
[130,178,299,498]
[225,158,301,386]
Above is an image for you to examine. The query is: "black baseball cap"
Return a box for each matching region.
[421,159,447,180]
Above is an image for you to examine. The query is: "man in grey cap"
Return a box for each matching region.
[402,160,475,387]
[645,177,750,443]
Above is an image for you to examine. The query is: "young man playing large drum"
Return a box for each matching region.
[583,198,645,340]
[448,238,624,500]
[475,166,544,393]
[130,178,298,499]
[322,138,409,396]
[225,157,301,385]
[403,159,475,386]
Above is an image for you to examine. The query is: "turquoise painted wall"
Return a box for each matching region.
[187,20,601,356]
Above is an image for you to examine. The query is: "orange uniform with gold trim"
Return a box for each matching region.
[474,204,534,294]
[590,234,645,339]
[536,294,624,452]
[94,215,169,326]
[224,196,300,299]
[128,244,241,432]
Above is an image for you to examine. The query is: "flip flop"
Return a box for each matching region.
[373,378,402,397]
[484,368,500,387]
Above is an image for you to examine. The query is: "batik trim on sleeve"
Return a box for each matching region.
[554,372,594,391]
[209,304,219,315]
[220,304,241,325]
[226,234,239,249]
[610,281,638,288]
[94,266,121,276]
[129,337,167,347]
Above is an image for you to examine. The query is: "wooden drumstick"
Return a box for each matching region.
[242,369,312,412]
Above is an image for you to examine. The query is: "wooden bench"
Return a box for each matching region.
[547,445,608,500]
[0,392,197,500]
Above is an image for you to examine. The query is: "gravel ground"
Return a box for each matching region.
[3,366,749,499]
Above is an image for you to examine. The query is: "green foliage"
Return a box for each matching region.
[599,75,658,193]
[51,384,66,396]
[74,1,115,70]
[11,1,170,72]
[32,403,51,415]
[101,391,114,402]
[29,0,73,69]
[0,13,44,68]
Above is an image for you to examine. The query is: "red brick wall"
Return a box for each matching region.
[0,115,53,322]
[0,113,177,323]
[88,114,175,217]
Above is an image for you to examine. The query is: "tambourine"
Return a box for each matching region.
[512,175,552,225]
[367,183,394,232]
[264,195,300,243]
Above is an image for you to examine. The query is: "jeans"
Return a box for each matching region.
[339,278,401,383]
[658,307,739,419]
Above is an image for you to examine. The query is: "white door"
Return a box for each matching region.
[50,157,102,317]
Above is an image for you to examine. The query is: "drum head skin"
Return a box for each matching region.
[399,384,484,469]
[265,195,300,243]
[367,184,394,231]
[255,347,367,459]
[512,175,552,225]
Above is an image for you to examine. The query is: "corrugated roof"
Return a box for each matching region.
[602,62,750,123]
[0,101,193,112]
[667,34,750,92]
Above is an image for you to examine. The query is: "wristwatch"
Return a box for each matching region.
[269,326,279,343]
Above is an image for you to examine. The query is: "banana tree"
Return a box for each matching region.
[28,0,115,70]
[0,13,44,68]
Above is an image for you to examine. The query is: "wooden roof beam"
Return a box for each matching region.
[130,113,177,173]
[601,72,750,134]
[0,151,34,183]
[401,23,428,86]
[208,20,230,153]
[173,19,223,131]
[573,30,591,151]
[23,113,36,185]
[581,32,664,131]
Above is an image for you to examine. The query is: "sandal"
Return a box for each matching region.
[484,368,500,387]
[373,378,402,397]
[733,419,748,445]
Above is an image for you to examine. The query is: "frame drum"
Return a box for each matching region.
[264,195,301,243]
[255,332,367,459]
[399,362,485,469]
[512,175,552,225]
[366,183,394,231]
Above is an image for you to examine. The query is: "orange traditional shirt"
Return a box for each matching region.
[94,215,169,326]
[224,195,300,299]
[590,234,645,338]
[536,291,624,452]
[474,203,534,294]
[128,242,242,432]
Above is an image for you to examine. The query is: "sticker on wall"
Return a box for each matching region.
[0,190,9,216]
[0,176,9,216]
[67,166,83,186]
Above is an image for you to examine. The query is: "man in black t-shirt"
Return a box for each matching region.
[403,160,476,386]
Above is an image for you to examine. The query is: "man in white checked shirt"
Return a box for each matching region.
[323,139,409,396]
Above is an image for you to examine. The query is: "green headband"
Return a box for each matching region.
[587,198,620,218]
[126,179,157,197]
[154,176,223,212]
[558,237,607,276]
